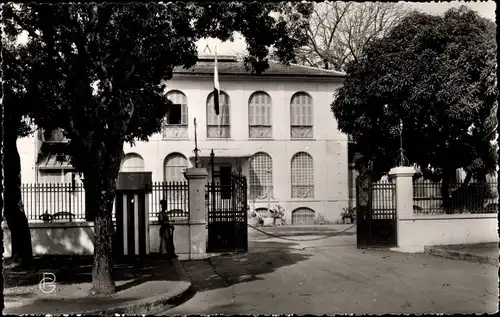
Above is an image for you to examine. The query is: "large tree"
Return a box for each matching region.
[295,2,408,71]
[332,7,497,209]
[3,2,312,294]
[1,38,35,266]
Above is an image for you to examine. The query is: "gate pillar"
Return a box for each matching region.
[184,167,208,259]
[388,166,416,252]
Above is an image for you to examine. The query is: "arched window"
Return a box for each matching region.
[164,153,188,182]
[163,90,188,138]
[248,91,272,138]
[120,153,145,172]
[207,91,230,138]
[291,152,314,198]
[291,207,315,225]
[256,207,271,217]
[290,92,313,138]
[249,152,273,199]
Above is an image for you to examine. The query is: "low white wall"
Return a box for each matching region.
[2,222,95,257]
[396,214,499,253]
[2,221,193,258]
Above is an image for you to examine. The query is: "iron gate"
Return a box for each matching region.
[206,173,248,252]
[356,176,397,248]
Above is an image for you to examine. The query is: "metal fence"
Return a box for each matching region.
[150,181,189,221]
[413,178,498,215]
[370,181,396,220]
[21,181,189,222]
[21,183,86,222]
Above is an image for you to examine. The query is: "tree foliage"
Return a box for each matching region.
[1,33,37,266]
[332,6,498,186]
[2,2,312,294]
[295,2,408,71]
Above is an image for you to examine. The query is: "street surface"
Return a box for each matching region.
[161,225,498,315]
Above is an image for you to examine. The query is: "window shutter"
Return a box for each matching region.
[164,154,188,182]
[181,104,188,125]
[266,99,271,126]
[261,104,264,125]
[249,101,254,126]
[224,105,230,125]
[207,98,214,125]
[298,104,303,126]
[255,103,260,125]
[307,103,312,125]
[299,104,306,126]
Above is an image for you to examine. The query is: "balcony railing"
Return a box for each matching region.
[162,124,188,139]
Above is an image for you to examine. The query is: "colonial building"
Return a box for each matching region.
[17,55,349,224]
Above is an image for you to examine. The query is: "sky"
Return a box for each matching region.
[198,1,497,55]
[14,1,496,55]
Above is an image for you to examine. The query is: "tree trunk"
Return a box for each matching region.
[85,172,118,295]
[84,145,123,295]
[3,130,33,266]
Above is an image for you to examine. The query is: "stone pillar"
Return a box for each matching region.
[184,167,208,259]
[388,166,418,253]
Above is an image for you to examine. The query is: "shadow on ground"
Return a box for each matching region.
[182,240,311,293]
[4,254,179,292]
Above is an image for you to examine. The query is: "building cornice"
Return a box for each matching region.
[172,73,345,82]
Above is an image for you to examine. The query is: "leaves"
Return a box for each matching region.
[3,2,312,175]
[332,6,497,181]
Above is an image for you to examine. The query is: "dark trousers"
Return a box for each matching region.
[159,224,176,257]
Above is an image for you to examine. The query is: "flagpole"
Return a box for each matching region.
[215,45,221,140]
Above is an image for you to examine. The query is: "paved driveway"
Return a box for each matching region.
[161,225,498,315]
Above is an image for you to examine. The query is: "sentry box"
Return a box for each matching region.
[114,172,153,256]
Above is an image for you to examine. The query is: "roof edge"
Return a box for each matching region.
[172,73,345,81]
[288,63,346,77]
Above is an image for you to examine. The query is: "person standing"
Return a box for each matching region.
[158,200,178,258]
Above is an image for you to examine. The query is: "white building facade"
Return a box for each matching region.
[18,55,349,224]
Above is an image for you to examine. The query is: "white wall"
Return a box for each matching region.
[124,76,348,222]
[17,134,38,184]
[17,74,349,222]
[396,214,498,253]
[3,221,191,259]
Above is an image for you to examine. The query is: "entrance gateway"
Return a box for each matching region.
[355,176,397,248]
[206,163,248,253]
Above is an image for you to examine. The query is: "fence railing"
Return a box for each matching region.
[371,181,396,219]
[150,181,189,221]
[205,181,248,222]
[413,178,498,215]
[20,181,189,223]
[21,183,86,222]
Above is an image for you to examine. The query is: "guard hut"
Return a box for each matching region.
[115,171,152,256]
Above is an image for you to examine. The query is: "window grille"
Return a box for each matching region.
[120,153,145,172]
[256,207,271,217]
[249,92,272,138]
[291,152,314,198]
[291,208,315,225]
[207,91,230,138]
[290,92,313,138]
[249,152,273,199]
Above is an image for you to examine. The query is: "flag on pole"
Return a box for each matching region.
[213,46,220,116]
